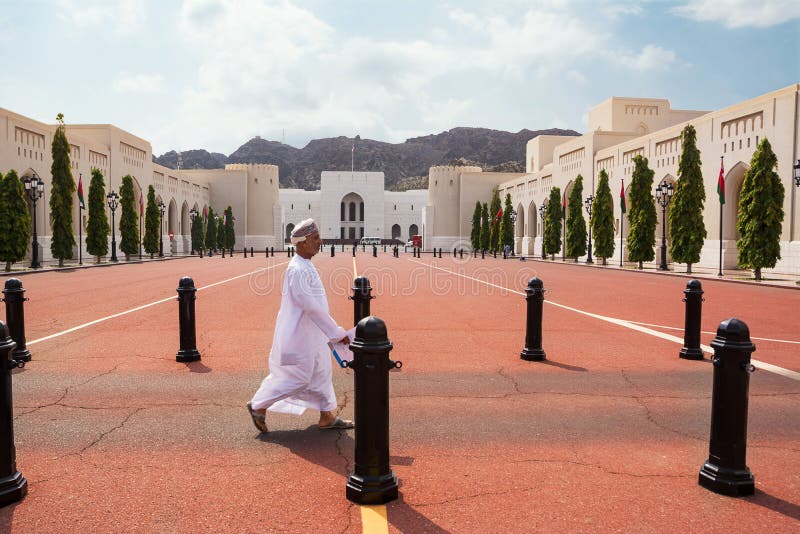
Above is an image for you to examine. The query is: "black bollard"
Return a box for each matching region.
[331,245,335,257]
[350,276,374,325]
[176,277,201,362]
[699,318,756,497]
[352,245,356,257]
[344,316,401,504]
[271,247,274,257]
[494,250,497,259]
[243,247,247,257]
[250,246,254,257]
[1,279,31,362]
[230,247,234,257]
[680,280,704,360]
[0,320,28,507]
[373,245,377,258]
[199,249,203,258]
[453,248,456,257]
[481,249,485,259]
[287,248,291,258]
[266,247,269,258]
[520,278,546,361]
[459,249,463,259]
[503,250,507,260]
[342,244,345,252]
[222,247,226,258]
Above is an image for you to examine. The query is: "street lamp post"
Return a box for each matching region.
[158,200,166,258]
[538,201,547,260]
[584,195,594,264]
[106,190,119,263]
[189,208,198,255]
[793,159,800,188]
[656,180,674,271]
[509,208,517,256]
[23,174,45,269]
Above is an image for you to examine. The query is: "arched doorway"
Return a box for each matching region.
[340,192,364,240]
[721,162,747,269]
[391,224,401,240]
[515,202,524,254]
[409,224,419,238]
[168,199,178,254]
[526,200,537,255]
[286,223,295,243]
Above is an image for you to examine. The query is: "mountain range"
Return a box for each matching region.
[153,127,579,191]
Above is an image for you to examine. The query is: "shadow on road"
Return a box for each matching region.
[541,359,588,372]
[748,489,800,521]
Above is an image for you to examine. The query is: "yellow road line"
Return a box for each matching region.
[360,505,389,534]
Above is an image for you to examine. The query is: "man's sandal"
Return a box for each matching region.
[319,416,354,430]
[247,402,268,433]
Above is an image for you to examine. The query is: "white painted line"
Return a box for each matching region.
[353,257,358,279]
[27,262,289,346]
[409,259,800,381]
[628,320,800,345]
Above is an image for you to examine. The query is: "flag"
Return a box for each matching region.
[562,193,566,217]
[203,206,207,218]
[139,192,144,216]
[77,173,85,209]
[495,208,503,223]
[620,181,626,214]
[717,159,725,205]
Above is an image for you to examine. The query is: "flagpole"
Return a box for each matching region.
[718,156,724,277]
[619,180,625,268]
[79,204,83,266]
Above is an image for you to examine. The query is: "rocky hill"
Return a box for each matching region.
[153,127,579,190]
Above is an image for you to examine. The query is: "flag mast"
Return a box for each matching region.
[718,156,725,277]
[78,173,83,265]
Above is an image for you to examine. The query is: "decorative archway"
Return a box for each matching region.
[526,200,537,255]
[409,224,419,237]
[340,192,364,241]
[391,224,401,240]
[722,162,748,242]
[286,223,295,243]
[515,202,525,254]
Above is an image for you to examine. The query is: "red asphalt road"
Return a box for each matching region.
[1,251,798,532]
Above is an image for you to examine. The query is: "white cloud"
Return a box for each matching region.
[672,0,800,28]
[615,44,676,71]
[113,72,165,93]
[56,0,147,34]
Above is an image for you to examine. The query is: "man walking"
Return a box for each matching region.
[247,219,354,432]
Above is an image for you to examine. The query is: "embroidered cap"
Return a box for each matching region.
[290,218,319,245]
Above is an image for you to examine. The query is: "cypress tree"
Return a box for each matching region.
[627,155,657,269]
[50,113,76,266]
[669,124,707,274]
[0,170,32,271]
[216,214,225,250]
[499,193,514,251]
[205,208,217,252]
[488,187,502,252]
[224,205,235,249]
[480,203,490,251]
[143,185,160,258]
[736,138,785,280]
[470,201,481,250]
[591,169,615,264]
[566,175,587,261]
[85,167,109,262]
[191,212,205,254]
[544,187,563,260]
[118,175,138,260]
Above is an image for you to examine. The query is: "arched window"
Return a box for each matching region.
[359,202,364,221]
[349,202,356,221]
[409,224,418,236]
[391,224,401,239]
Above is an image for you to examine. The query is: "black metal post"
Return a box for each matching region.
[679,280,704,360]
[351,276,374,326]
[482,249,485,259]
[176,277,201,362]
[1,279,31,362]
[459,249,463,259]
[271,247,274,257]
[0,321,27,508]
[345,316,401,505]
[24,175,44,269]
[585,195,594,264]
[79,204,83,265]
[243,247,247,257]
[699,318,756,497]
[659,203,668,270]
[250,246,254,257]
[453,247,456,257]
[352,245,356,257]
[520,278,546,361]
[158,202,165,259]
[222,247,226,258]
[331,245,335,257]
[373,245,377,257]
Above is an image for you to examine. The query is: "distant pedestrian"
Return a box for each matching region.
[247,219,354,432]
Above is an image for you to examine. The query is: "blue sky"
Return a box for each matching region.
[1,0,798,156]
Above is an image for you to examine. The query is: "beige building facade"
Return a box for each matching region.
[0,108,423,263]
[426,84,800,275]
